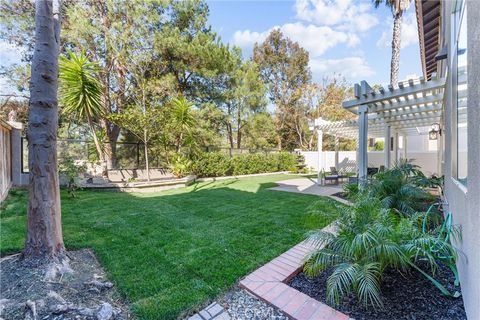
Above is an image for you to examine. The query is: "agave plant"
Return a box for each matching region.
[304,197,460,308]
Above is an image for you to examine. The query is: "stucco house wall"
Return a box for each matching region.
[441,1,480,319]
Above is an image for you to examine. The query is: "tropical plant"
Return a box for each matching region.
[169,97,197,152]
[59,50,105,171]
[373,0,413,86]
[170,155,193,178]
[368,160,433,216]
[304,197,460,308]
[343,182,359,200]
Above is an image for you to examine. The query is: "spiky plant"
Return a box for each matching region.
[304,197,460,307]
[59,51,105,165]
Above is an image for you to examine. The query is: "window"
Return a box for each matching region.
[455,1,468,185]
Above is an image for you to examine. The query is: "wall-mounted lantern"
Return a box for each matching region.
[429,123,441,140]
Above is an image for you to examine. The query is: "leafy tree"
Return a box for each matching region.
[24,0,65,262]
[310,76,357,151]
[243,113,277,150]
[374,0,413,86]
[59,51,105,173]
[253,29,311,150]
[213,49,267,149]
[231,60,267,148]
[109,106,164,182]
[1,0,230,169]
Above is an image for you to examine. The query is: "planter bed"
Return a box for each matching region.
[288,263,466,320]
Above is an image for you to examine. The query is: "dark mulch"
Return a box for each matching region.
[288,263,466,320]
[331,192,348,201]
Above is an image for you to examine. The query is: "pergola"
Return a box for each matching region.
[312,76,449,182]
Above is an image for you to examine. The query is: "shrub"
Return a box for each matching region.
[343,182,359,200]
[192,152,232,177]
[368,160,434,216]
[192,152,297,178]
[170,155,193,178]
[304,197,460,308]
[59,156,86,198]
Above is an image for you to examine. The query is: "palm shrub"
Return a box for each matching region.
[304,197,459,308]
[59,51,105,169]
[343,182,359,200]
[368,160,434,216]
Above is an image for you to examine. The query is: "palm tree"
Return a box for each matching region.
[24,0,65,262]
[170,97,196,152]
[59,51,106,175]
[374,0,412,86]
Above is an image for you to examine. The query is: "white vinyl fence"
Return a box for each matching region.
[0,121,12,202]
[300,150,439,176]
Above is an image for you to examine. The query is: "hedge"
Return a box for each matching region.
[192,152,297,178]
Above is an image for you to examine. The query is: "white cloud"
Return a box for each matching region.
[294,0,379,32]
[376,11,419,49]
[310,56,375,80]
[233,23,356,57]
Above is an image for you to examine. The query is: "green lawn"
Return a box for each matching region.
[0,175,340,319]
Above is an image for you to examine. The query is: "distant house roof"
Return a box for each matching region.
[415,0,441,80]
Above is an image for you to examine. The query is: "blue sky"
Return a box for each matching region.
[0,0,422,94]
[207,0,422,86]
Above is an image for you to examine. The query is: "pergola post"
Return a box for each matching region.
[393,130,399,164]
[317,129,323,185]
[358,105,368,185]
[403,135,408,160]
[334,135,339,169]
[384,125,391,168]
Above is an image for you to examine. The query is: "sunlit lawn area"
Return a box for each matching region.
[0,174,340,319]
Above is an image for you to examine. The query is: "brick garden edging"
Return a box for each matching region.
[239,224,351,320]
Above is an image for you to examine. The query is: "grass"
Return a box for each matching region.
[0,174,340,319]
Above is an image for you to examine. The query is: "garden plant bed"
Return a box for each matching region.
[288,263,466,320]
[330,191,348,201]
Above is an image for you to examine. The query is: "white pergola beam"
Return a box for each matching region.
[370,93,443,112]
[343,78,446,109]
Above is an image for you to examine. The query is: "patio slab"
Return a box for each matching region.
[269,178,350,204]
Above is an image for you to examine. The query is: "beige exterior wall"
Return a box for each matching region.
[440,1,480,319]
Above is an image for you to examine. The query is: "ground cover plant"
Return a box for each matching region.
[0,175,339,319]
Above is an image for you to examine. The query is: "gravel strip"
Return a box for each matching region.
[218,287,289,320]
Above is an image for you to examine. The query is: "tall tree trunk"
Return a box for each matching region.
[226,122,234,149]
[23,0,65,262]
[236,106,242,149]
[390,11,402,86]
[236,130,242,149]
[87,115,107,177]
[144,130,150,182]
[99,119,119,170]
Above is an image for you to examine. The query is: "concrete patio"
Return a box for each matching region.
[269,178,349,204]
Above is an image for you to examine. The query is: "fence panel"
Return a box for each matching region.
[0,121,12,202]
